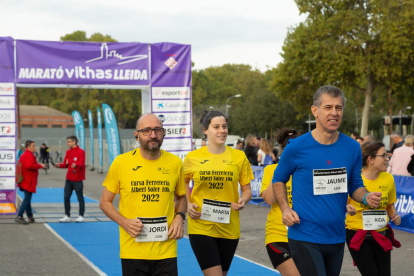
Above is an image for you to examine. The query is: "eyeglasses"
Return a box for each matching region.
[136,127,165,136]
[374,153,389,159]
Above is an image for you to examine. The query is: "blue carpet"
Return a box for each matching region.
[17,187,98,203]
[48,222,279,276]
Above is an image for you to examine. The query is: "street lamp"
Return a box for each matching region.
[346,99,358,133]
[226,94,242,117]
[400,106,412,132]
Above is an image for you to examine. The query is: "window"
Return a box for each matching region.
[66,125,76,128]
[37,124,48,128]
[52,125,62,128]
[22,124,33,128]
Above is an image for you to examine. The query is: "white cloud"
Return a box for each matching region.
[1,0,305,71]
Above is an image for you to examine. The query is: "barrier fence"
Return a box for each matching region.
[249,166,414,234]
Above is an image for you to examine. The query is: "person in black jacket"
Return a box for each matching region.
[244,134,258,165]
[40,143,50,169]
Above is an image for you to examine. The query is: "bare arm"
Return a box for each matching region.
[261,181,276,206]
[99,187,143,238]
[351,187,382,207]
[386,203,401,225]
[168,192,187,240]
[272,181,300,226]
[232,183,252,210]
[185,177,201,219]
[257,153,262,163]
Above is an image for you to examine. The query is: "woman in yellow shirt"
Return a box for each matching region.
[260,128,300,276]
[184,110,253,276]
[345,141,401,276]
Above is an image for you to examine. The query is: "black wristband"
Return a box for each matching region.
[175,212,185,220]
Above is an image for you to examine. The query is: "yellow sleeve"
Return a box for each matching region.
[388,177,397,204]
[175,163,186,196]
[239,156,254,185]
[260,165,274,196]
[102,157,120,194]
[183,154,193,179]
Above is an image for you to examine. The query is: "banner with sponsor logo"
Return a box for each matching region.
[102,103,121,166]
[16,40,150,87]
[150,43,192,160]
[0,37,17,215]
[97,107,103,171]
[71,111,85,150]
[391,175,414,234]
[88,110,94,167]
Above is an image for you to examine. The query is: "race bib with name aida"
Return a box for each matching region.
[362,210,387,230]
[135,216,168,242]
[200,199,231,224]
[313,167,348,195]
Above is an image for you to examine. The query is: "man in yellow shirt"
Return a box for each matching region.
[100,113,187,276]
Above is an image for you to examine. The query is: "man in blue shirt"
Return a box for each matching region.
[272,85,382,276]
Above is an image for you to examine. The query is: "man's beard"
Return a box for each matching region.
[140,137,164,151]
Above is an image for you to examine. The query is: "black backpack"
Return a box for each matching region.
[407,154,414,176]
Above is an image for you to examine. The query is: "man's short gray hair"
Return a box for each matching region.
[313,85,346,109]
[391,131,402,138]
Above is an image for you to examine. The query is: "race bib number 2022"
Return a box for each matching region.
[313,167,348,195]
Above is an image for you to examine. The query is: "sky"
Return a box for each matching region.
[1,0,306,72]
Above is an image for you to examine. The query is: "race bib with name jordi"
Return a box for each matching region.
[362,210,387,230]
[200,199,231,224]
[135,216,168,242]
[313,167,348,195]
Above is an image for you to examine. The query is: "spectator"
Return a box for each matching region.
[351,132,360,140]
[16,144,25,160]
[356,136,364,146]
[364,134,375,143]
[54,136,86,223]
[268,139,278,163]
[236,139,244,151]
[257,139,276,166]
[40,143,50,169]
[245,134,258,165]
[15,140,46,224]
[387,135,414,176]
[390,132,404,155]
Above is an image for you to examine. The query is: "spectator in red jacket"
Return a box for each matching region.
[54,136,86,223]
[15,140,46,224]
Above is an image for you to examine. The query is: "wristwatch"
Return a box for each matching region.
[175,212,186,220]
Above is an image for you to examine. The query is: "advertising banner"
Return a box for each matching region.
[102,103,121,166]
[97,107,103,170]
[391,175,414,234]
[16,40,150,86]
[0,37,16,215]
[88,110,94,166]
[72,111,85,150]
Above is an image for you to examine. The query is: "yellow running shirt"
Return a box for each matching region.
[103,149,186,260]
[260,164,292,245]
[346,171,397,232]
[184,146,253,239]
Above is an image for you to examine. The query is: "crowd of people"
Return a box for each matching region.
[94,85,405,276]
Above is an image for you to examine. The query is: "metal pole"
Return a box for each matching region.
[346,99,358,133]
[226,96,234,117]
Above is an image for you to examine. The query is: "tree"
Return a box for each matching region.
[273,0,414,136]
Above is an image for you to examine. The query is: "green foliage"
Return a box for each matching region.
[273,0,414,136]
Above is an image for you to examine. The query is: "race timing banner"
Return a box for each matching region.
[0,37,192,214]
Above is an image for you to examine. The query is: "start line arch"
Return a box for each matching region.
[0,37,192,215]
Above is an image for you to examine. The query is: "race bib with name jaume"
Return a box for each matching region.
[135,216,168,242]
[362,210,387,230]
[313,167,348,195]
[200,199,231,224]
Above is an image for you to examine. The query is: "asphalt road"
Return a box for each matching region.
[2,166,413,275]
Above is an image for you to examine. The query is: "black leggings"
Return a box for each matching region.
[188,234,239,272]
[346,229,391,276]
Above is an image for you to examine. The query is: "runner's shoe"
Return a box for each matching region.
[15,217,29,225]
[28,217,35,223]
[59,215,71,222]
[76,216,84,223]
